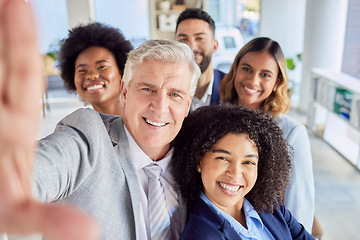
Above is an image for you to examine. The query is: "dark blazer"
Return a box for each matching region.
[180,198,315,240]
[210,69,226,105]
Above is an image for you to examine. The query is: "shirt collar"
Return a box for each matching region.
[200,192,264,237]
[124,126,173,171]
[200,72,214,102]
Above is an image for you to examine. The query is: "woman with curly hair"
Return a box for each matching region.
[219,37,315,231]
[58,22,133,115]
[172,105,314,239]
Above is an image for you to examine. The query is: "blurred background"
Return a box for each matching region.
[2,0,359,239]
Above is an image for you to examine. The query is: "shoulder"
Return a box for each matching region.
[214,69,226,79]
[274,114,307,138]
[57,108,121,133]
[274,113,301,129]
[58,108,103,126]
[260,206,314,240]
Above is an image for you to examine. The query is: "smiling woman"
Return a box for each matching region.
[219,37,315,232]
[171,104,315,240]
[58,22,133,115]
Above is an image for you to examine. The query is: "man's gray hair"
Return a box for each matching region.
[122,39,200,96]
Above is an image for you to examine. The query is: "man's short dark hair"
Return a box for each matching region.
[176,8,215,35]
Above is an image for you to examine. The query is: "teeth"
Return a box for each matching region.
[244,86,258,93]
[219,182,241,192]
[145,119,167,127]
[87,85,103,91]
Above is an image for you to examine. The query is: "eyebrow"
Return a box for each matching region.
[75,60,108,70]
[135,82,156,89]
[211,148,259,159]
[177,32,208,37]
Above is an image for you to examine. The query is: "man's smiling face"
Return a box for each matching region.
[121,60,192,160]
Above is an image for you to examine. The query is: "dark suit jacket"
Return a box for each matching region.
[180,198,315,240]
[210,69,226,105]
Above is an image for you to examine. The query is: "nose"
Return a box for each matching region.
[150,92,169,115]
[247,73,261,85]
[86,68,99,80]
[187,39,198,51]
[226,162,243,180]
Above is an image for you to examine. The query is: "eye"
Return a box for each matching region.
[98,65,107,70]
[141,87,155,93]
[215,156,230,162]
[77,69,87,73]
[242,67,251,72]
[178,38,188,43]
[243,160,256,165]
[169,92,182,99]
[195,37,204,41]
[261,73,271,78]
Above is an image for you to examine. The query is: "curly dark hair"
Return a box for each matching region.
[58,22,133,92]
[171,104,292,213]
[176,8,215,36]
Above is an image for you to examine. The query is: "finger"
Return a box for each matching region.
[1,0,43,145]
[4,0,43,114]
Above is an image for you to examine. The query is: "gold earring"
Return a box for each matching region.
[197,167,202,173]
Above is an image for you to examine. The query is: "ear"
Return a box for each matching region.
[185,96,193,117]
[212,39,219,54]
[119,74,123,87]
[121,81,128,108]
[273,76,281,92]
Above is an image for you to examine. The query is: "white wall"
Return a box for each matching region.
[259,0,306,57]
[66,0,95,29]
[65,0,150,47]
[95,0,150,45]
[299,0,349,112]
[259,0,307,107]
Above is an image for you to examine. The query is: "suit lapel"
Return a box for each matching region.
[192,198,243,240]
[102,115,142,240]
[260,209,288,239]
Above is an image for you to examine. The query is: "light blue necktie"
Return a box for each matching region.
[143,163,171,240]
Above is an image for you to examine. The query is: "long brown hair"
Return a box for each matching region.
[219,37,290,115]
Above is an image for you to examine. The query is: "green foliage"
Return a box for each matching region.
[286,58,296,70]
[45,38,64,61]
[286,53,302,71]
[46,52,57,61]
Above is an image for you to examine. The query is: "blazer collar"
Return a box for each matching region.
[99,113,127,145]
[192,198,243,240]
[99,113,143,239]
[259,208,288,240]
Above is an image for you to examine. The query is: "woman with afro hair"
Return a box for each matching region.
[58,22,133,115]
[172,104,314,239]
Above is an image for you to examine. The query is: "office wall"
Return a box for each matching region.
[342,0,360,78]
[259,0,306,57]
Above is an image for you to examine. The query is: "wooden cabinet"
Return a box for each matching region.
[307,68,360,170]
[148,0,207,40]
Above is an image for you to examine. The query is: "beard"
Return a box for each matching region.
[195,51,212,73]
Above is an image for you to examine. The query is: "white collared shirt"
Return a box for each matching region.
[190,73,214,112]
[124,127,182,240]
